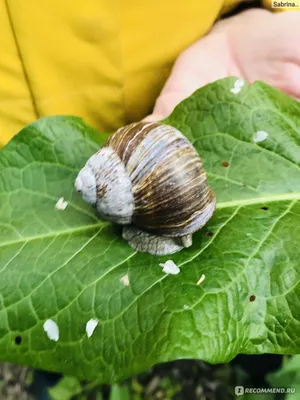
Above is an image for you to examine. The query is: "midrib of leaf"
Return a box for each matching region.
[1,192,298,249]
[217,192,300,209]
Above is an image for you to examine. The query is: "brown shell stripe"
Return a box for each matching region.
[104,122,159,164]
[135,168,207,214]
[132,147,210,234]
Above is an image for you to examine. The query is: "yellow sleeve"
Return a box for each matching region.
[221,0,247,15]
[0,4,37,149]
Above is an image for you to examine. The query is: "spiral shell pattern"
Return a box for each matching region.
[104,122,215,236]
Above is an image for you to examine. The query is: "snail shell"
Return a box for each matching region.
[75,122,216,255]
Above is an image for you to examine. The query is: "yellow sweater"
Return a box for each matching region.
[0,0,276,147]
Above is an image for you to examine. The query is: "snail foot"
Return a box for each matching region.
[122,225,184,256]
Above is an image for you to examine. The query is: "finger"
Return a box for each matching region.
[148,32,231,120]
[148,91,193,121]
[279,63,300,99]
[263,62,300,100]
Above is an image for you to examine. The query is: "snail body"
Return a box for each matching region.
[75,122,216,255]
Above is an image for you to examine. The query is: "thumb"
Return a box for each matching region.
[143,31,230,123]
[143,47,204,122]
[143,91,191,123]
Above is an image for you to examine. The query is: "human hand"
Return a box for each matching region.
[145,9,300,122]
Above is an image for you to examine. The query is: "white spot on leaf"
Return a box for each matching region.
[55,197,68,210]
[86,319,98,338]
[196,274,206,286]
[253,130,268,143]
[159,260,180,275]
[234,79,245,88]
[43,319,59,342]
[230,78,245,94]
[120,274,130,286]
[230,87,242,94]
[183,304,190,309]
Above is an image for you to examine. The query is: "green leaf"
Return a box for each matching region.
[0,78,299,383]
[48,376,82,400]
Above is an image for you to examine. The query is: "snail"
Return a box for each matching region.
[75,122,216,255]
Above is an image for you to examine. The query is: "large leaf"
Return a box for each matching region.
[0,78,299,382]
